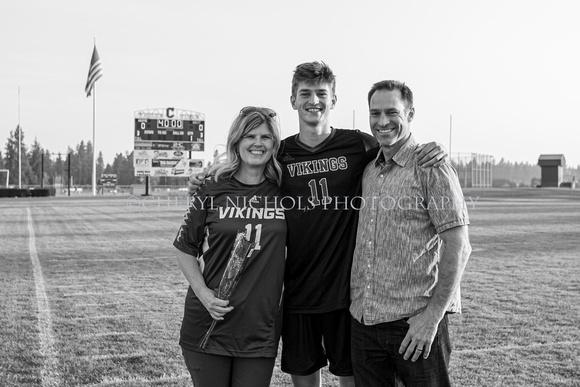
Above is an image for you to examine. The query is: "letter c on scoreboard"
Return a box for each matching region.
[166,107,175,118]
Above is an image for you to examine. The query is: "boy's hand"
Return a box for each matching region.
[415,142,448,167]
[188,171,208,195]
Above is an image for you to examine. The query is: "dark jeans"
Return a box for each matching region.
[351,315,452,387]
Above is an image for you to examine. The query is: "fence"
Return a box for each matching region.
[450,153,494,188]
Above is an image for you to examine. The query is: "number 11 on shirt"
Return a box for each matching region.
[308,178,332,206]
[244,223,262,250]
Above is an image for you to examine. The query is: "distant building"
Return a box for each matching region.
[537,154,565,187]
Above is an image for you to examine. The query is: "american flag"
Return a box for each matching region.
[85,45,103,97]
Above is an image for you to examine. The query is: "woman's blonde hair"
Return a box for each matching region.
[210,107,283,186]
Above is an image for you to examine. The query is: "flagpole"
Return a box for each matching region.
[92,37,97,196]
[92,84,97,196]
[18,87,21,189]
[85,40,103,196]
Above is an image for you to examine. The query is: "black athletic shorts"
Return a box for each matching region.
[281,308,353,377]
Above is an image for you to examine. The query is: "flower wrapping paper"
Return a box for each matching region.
[199,230,256,348]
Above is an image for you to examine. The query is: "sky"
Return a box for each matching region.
[1,0,580,169]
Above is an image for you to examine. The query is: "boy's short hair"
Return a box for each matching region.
[291,61,336,98]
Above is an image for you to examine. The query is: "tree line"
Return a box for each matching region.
[1,125,137,187]
[2,125,577,188]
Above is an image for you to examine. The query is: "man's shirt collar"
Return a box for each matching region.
[374,134,417,168]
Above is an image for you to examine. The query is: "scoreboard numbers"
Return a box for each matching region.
[134,119,204,142]
[157,119,183,129]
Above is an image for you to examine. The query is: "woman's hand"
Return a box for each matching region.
[175,250,234,321]
[197,287,234,320]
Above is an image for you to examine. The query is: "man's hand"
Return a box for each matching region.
[415,142,448,167]
[188,171,208,195]
[400,226,470,362]
[399,312,441,362]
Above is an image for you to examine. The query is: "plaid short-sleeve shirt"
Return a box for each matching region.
[349,135,469,325]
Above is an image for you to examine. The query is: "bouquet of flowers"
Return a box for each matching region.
[199,230,256,348]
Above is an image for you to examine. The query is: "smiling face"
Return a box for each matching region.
[291,81,336,129]
[369,89,414,148]
[236,123,275,170]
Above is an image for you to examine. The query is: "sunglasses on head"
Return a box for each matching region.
[240,106,277,118]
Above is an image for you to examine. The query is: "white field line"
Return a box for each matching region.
[87,374,190,386]
[80,332,139,338]
[62,290,181,297]
[74,302,123,307]
[80,352,152,361]
[68,315,131,321]
[53,284,96,289]
[46,256,173,263]
[47,276,96,281]
[27,208,62,387]
[455,340,580,354]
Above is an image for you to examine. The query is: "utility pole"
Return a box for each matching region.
[449,114,453,157]
[41,151,44,189]
[67,153,71,196]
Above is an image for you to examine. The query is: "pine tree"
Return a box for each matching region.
[120,151,135,185]
[76,141,86,185]
[97,151,105,178]
[43,149,54,185]
[86,141,95,186]
[66,146,75,186]
[29,137,44,186]
[52,153,65,185]
[4,125,32,186]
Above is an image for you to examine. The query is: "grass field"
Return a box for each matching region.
[1,188,579,386]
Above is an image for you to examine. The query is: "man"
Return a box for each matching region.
[349,80,472,387]
[190,62,446,387]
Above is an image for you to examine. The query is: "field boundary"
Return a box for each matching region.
[27,207,61,387]
[455,341,580,355]
[62,290,180,297]
[85,374,190,387]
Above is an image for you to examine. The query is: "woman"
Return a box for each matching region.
[173,106,286,387]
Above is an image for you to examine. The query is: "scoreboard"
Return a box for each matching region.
[134,118,204,144]
[133,108,206,177]
[100,173,117,187]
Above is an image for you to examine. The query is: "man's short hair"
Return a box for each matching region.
[292,61,336,98]
[367,80,414,111]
